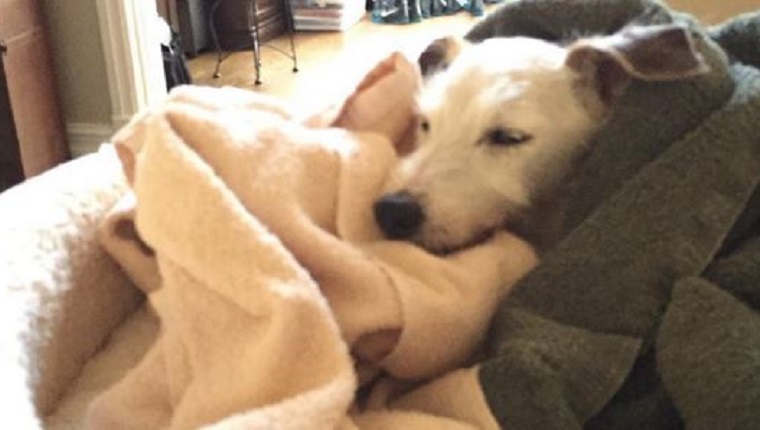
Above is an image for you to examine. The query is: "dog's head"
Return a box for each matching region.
[374,25,708,253]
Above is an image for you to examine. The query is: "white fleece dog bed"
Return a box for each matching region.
[0,146,143,429]
[45,306,158,430]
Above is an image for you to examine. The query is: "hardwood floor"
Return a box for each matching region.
[668,0,759,25]
[187,12,486,114]
[187,1,759,113]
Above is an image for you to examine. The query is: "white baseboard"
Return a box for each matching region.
[66,122,116,158]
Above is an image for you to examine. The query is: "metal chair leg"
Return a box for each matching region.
[213,0,298,86]
[209,0,225,79]
[247,0,263,85]
[283,0,299,73]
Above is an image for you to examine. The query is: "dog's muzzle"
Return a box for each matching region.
[373,191,424,240]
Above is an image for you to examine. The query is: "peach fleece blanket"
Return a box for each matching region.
[88,54,536,429]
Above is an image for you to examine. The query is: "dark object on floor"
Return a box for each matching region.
[162,30,193,91]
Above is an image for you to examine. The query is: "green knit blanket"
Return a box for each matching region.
[467,1,760,428]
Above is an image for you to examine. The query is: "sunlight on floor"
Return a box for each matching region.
[188,11,488,114]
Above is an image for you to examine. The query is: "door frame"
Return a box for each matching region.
[95,0,167,129]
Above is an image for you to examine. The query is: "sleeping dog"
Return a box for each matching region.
[374,24,709,253]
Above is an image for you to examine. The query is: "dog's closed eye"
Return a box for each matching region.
[481,128,532,147]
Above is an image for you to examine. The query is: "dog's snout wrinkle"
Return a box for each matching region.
[374,192,425,240]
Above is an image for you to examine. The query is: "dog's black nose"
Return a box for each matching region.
[374,191,424,240]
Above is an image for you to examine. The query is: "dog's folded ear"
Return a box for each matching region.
[418,36,468,77]
[566,24,709,105]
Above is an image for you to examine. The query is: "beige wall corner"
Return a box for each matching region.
[667,0,759,24]
[41,0,112,126]
[41,0,167,157]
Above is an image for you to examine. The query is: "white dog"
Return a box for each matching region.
[374,25,708,253]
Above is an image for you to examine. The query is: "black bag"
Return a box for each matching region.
[162,30,192,90]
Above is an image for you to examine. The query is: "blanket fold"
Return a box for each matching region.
[88,69,537,428]
[483,310,641,428]
[468,0,760,428]
[704,234,760,310]
[89,88,358,430]
[657,276,760,430]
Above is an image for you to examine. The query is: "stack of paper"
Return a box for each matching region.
[291,0,366,31]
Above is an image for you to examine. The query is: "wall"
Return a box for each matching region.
[41,0,115,156]
[667,0,758,24]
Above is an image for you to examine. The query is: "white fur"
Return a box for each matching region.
[385,38,600,252]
